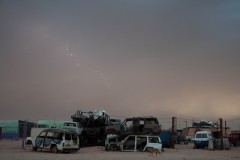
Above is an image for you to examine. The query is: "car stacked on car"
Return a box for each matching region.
[104,116,162,152]
[105,116,161,135]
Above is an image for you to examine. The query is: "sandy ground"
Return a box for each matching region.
[0,140,240,160]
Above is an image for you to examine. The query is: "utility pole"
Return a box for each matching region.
[22,120,27,149]
[219,118,223,150]
[171,117,175,148]
[225,121,227,134]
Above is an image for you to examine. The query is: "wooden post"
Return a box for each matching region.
[22,120,27,149]
[219,118,223,150]
[225,121,227,134]
[171,117,175,148]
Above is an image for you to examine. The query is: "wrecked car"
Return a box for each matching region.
[105,116,161,135]
[71,109,112,146]
[105,134,162,152]
[27,128,79,153]
[62,121,82,135]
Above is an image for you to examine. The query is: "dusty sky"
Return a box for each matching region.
[0,0,240,129]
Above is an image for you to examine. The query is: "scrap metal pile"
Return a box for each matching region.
[71,109,112,146]
[192,120,215,128]
[71,109,162,147]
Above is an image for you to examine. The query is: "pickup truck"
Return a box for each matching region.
[62,121,82,135]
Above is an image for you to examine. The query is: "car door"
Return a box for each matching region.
[64,133,72,148]
[136,136,147,151]
[44,131,54,149]
[35,131,47,148]
[122,135,136,151]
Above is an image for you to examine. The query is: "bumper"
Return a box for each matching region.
[194,140,209,148]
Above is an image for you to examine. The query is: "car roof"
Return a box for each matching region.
[195,131,211,134]
[125,116,157,120]
[63,121,77,123]
[43,128,75,134]
[127,135,160,138]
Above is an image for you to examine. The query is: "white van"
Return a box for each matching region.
[193,131,213,149]
[27,128,80,153]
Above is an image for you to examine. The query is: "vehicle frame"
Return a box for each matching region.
[105,116,161,135]
[105,134,162,152]
[27,128,80,153]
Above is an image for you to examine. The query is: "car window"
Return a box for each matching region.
[72,134,77,141]
[196,133,209,138]
[65,133,71,140]
[54,132,63,139]
[123,136,135,150]
[39,131,47,137]
[202,134,207,138]
[65,122,76,127]
[47,132,54,137]
[125,121,133,127]
[196,134,201,138]
[148,137,159,143]
[145,119,156,125]
[72,134,78,144]
[53,132,63,144]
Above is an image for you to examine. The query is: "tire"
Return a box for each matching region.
[26,140,32,145]
[32,146,37,151]
[51,146,58,154]
[108,144,118,151]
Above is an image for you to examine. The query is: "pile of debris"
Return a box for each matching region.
[71,109,112,146]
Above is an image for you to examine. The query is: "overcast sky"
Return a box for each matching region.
[0,0,240,129]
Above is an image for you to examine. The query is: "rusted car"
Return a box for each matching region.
[105,116,161,135]
[27,128,79,153]
[105,134,162,152]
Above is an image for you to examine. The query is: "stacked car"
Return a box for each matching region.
[104,116,162,151]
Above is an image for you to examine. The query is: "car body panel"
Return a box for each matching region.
[105,117,161,135]
[28,128,79,153]
[62,121,83,135]
[105,134,162,152]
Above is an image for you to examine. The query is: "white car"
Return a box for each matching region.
[105,134,162,152]
[62,121,82,135]
[27,128,79,153]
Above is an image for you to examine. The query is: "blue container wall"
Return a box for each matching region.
[160,130,172,148]
[1,131,19,139]
[0,121,19,139]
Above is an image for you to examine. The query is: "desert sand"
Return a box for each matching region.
[0,139,240,160]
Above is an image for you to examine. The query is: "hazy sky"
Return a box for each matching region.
[0,0,240,129]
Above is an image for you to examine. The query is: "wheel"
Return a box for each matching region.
[51,146,58,153]
[108,144,118,151]
[32,146,37,151]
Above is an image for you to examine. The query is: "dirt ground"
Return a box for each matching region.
[0,140,240,160]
